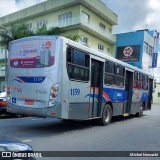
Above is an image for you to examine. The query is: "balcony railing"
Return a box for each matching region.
[51,16,116,43]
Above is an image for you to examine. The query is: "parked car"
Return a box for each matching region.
[0,92,22,117]
[0,136,36,160]
[0,92,6,116]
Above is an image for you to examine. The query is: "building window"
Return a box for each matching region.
[82,11,90,23]
[58,12,72,22]
[99,22,106,31]
[158,92,160,97]
[98,44,104,51]
[108,28,112,33]
[142,75,148,90]
[138,73,143,89]
[149,45,153,56]
[37,19,48,28]
[67,48,90,81]
[144,42,148,53]
[26,23,32,30]
[81,36,88,45]
[133,71,138,88]
[107,48,110,53]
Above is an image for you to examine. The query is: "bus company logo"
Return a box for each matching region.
[117,92,122,97]
[123,46,133,57]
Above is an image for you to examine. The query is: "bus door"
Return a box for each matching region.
[125,70,133,113]
[147,78,153,110]
[90,59,103,118]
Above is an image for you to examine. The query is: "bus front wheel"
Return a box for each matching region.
[99,104,112,126]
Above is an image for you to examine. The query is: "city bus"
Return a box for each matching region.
[6,36,153,125]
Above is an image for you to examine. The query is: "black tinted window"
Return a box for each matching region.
[67,48,90,82]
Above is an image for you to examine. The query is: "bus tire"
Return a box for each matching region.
[99,104,112,126]
[136,106,143,117]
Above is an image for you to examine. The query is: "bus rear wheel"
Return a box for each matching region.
[99,104,112,126]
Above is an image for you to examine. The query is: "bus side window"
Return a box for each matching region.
[115,65,124,87]
[104,61,115,85]
[138,73,142,89]
[142,75,148,90]
[67,48,90,82]
[133,72,138,89]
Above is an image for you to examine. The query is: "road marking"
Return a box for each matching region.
[132,118,137,120]
[64,130,80,134]
[153,114,158,116]
[22,139,32,142]
[31,118,43,120]
[115,122,120,124]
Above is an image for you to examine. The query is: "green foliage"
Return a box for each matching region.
[47,27,62,35]
[0,30,12,49]
[66,35,81,41]
[0,24,62,50]
[34,25,47,35]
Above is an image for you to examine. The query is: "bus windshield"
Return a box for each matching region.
[10,39,56,68]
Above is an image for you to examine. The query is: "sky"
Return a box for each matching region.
[102,0,160,34]
[0,0,160,34]
[0,0,46,18]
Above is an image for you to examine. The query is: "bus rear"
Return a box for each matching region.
[6,36,62,118]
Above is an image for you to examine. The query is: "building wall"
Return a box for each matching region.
[142,31,154,70]
[116,31,144,68]
[116,30,154,69]
[0,1,117,55]
[153,83,160,104]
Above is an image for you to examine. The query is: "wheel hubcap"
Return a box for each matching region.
[104,108,110,122]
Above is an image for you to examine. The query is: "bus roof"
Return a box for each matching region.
[9,36,154,79]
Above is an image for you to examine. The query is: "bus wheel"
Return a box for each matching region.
[99,104,112,126]
[136,106,143,117]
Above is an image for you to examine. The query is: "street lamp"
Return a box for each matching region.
[0,25,8,90]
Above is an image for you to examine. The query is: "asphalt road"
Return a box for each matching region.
[0,104,160,160]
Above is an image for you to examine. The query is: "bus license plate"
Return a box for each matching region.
[25,100,34,105]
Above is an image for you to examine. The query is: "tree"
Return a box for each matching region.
[66,35,81,42]
[0,23,34,50]
[0,23,81,50]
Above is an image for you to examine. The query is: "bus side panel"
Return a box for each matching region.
[60,39,70,119]
[68,81,90,120]
[103,87,126,116]
[112,102,124,116]
[130,89,148,113]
